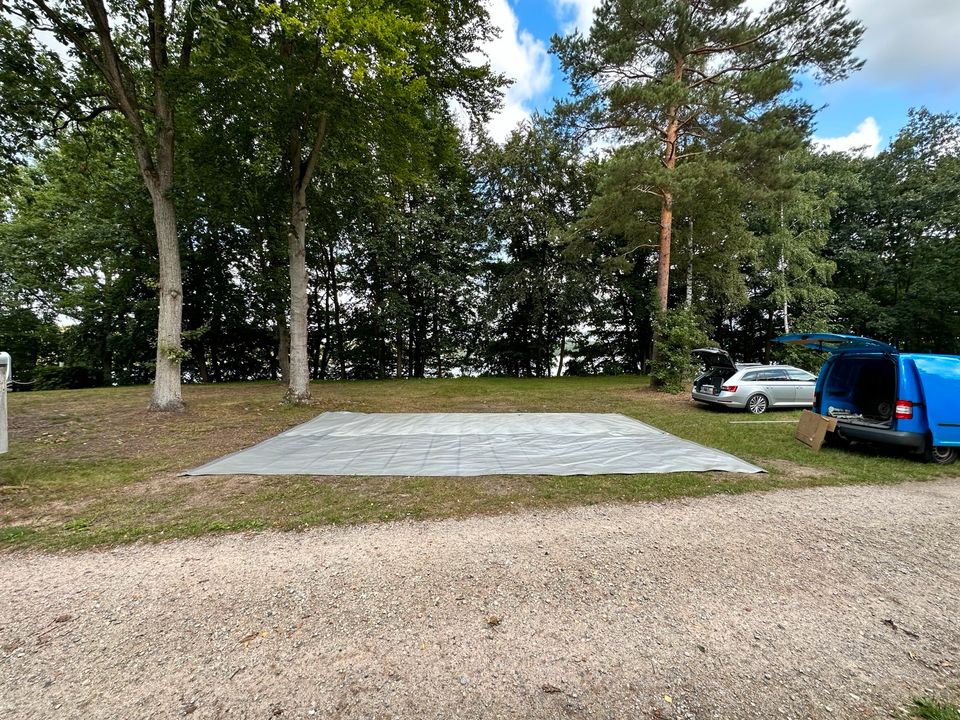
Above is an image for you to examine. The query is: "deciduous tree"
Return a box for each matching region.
[2,0,201,409]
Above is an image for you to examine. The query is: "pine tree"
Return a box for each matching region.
[553,0,863,372]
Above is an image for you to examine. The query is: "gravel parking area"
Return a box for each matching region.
[2,479,959,719]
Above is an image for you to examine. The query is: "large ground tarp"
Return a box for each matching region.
[185,412,764,477]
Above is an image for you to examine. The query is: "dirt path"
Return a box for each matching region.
[2,480,959,720]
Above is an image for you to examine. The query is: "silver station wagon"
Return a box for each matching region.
[691,348,816,414]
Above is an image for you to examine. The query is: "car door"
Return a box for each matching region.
[758,369,794,405]
[786,368,817,405]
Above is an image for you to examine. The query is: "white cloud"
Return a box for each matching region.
[553,0,602,34]
[813,116,882,157]
[745,0,960,90]
[477,0,552,142]
[847,0,960,89]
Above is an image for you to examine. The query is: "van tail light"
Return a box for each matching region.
[721,385,738,393]
[895,400,914,420]
[814,391,820,409]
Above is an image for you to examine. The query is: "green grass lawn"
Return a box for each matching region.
[1,375,956,551]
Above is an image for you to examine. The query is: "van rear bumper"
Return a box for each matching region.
[836,422,926,450]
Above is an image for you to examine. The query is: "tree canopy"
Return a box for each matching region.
[2,1,957,397]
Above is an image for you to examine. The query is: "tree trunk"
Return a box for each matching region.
[148,189,185,411]
[309,271,322,377]
[318,280,332,379]
[326,245,347,378]
[284,185,311,403]
[279,16,327,401]
[278,319,290,384]
[557,332,566,377]
[395,324,404,379]
[434,308,442,377]
[685,218,694,309]
[780,201,790,334]
[30,0,193,410]
[764,311,774,364]
[197,344,210,383]
[210,339,222,382]
[650,88,682,387]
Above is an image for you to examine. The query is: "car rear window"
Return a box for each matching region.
[786,369,816,381]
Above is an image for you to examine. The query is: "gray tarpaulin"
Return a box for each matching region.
[185,412,764,476]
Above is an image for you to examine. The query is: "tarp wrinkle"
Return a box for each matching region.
[185,412,764,476]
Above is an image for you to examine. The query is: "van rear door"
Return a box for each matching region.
[774,333,898,354]
[911,356,960,447]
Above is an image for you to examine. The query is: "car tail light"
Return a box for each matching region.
[895,400,913,420]
[721,385,738,393]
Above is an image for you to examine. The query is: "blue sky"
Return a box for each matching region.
[481,0,960,155]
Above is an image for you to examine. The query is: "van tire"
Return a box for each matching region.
[824,430,851,449]
[925,444,958,465]
[746,394,769,414]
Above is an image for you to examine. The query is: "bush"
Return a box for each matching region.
[32,365,104,390]
[649,308,711,393]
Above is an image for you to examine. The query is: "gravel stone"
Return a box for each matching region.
[1,479,959,719]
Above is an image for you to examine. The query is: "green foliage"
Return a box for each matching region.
[476,115,596,376]
[649,308,711,393]
[0,121,157,385]
[0,306,60,379]
[553,0,863,357]
[0,1,956,389]
[826,109,960,354]
[32,365,104,390]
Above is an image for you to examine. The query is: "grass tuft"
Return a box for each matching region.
[907,698,960,720]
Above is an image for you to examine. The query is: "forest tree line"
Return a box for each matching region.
[1,1,958,402]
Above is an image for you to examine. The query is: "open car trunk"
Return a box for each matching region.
[822,355,897,429]
[692,348,737,394]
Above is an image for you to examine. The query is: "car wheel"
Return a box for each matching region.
[746,393,768,414]
[925,444,958,465]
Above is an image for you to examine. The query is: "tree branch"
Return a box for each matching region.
[300,112,330,189]
[178,0,198,70]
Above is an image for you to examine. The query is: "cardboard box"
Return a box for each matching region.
[795,410,839,451]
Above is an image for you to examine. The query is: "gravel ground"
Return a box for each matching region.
[2,480,959,720]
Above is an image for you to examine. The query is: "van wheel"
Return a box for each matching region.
[925,445,958,465]
[824,431,851,449]
[746,394,769,414]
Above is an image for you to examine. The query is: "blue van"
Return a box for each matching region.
[775,333,960,465]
